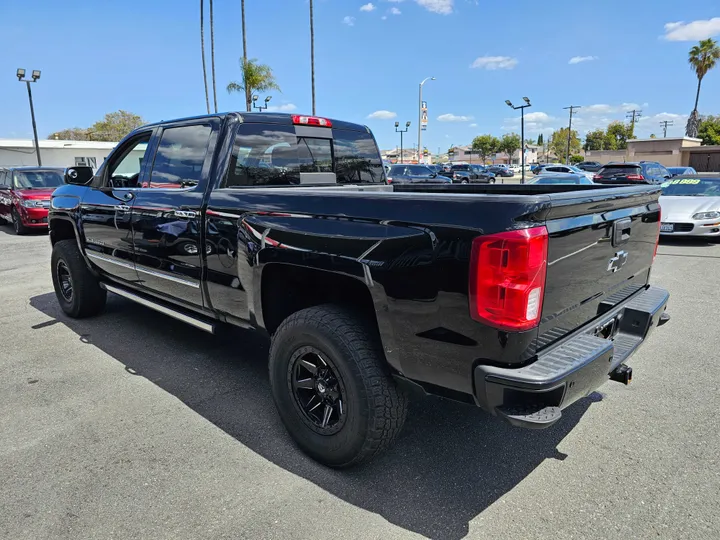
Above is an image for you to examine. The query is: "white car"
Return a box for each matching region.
[659,174,720,238]
[537,164,594,181]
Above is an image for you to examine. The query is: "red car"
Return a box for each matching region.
[0,167,66,234]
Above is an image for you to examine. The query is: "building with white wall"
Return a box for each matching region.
[0,139,118,170]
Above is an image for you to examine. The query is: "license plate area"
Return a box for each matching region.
[660,223,674,232]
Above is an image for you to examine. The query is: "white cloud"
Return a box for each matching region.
[360,3,376,12]
[469,123,478,127]
[267,103,297,112]
[470,56,518,70]
[583,102,647,114]
[367,110,397,120]
[390,7,401,14]
[663,18,720,41]
[342,16,355,26]
[415,0,454,15]
[569,55,598,64]
[524,112,554,123]
[437,113,473,122]
[502,111,556,134]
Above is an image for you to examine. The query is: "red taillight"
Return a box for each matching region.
[292,115,332,127]
[386,177,393,184]
[654,206,661,262]
[469,226,549,332]
[593,174,602,181]
[626,174,645,181]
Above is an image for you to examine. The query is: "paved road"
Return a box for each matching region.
[1,225,719,540]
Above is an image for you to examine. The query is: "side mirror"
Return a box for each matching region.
[64,166,94,186]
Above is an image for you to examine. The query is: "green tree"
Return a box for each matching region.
[698,115,720,145]
[50,111,145,141]
[585,129,606,151]
[570,154,584,165]
[549,128,580,163]
[47,127,89,140]
[471,134,499,164]
[687,38,720,136]
[689,39,720,112]
[649,133,657,139]
[605,121,633,150]
[537,133,543,145]
[498,132,521,164]
[227,58,281,112]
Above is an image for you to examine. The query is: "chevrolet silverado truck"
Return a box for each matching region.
[48,112,670,467]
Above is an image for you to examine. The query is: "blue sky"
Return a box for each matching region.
[1,0,719,152]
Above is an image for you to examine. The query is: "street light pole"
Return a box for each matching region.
[563,105,581,165]
[252,95,272,112]
[395,121,410,164]
[16,68,42,166]
[505,97,531,183]
[418,76,435,165]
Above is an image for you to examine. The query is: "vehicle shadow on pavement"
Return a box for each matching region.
[30,292,596,540]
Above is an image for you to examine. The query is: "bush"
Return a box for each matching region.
[570,155,585,165]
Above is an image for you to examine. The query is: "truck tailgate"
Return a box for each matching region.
[537,187,661,349]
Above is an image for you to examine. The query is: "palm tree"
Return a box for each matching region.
[241,0,249,111]
[209,0,218,113]
[200,0,210,114]
[687,38,720,136]
[227,58,281,112]
[309,0,316,114]
[689,38,720,111]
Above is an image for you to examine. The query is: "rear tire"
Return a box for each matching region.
[11,208,28,235]
[51,239,107,318]
[269,304,407,468]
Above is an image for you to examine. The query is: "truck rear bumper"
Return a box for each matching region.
[473,286,670,429]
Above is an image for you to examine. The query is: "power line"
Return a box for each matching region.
[563,105,581,164]
[659,120,674,138]
[626,109,642,136]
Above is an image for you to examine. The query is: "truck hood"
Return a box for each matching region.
[15,188,55,199]
[659,195,720,221]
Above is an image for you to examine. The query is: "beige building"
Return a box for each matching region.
[585,137,720,171]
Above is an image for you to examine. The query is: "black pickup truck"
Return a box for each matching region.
[49,112,670,467]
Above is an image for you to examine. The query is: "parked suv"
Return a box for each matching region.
[0,167,66,234]
[594,162,671,185]
[576,161,603,172]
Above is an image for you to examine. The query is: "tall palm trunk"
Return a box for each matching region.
[693,76,703,111]
[200,0,210,114]
[209,0,218,113]
[310,0,316,115]
[241,0,250,112]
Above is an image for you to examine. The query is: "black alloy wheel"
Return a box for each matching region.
[288,346,347,435]
[56,260,73,302]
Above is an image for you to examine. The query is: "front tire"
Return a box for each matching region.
[11,208,28,235]
[269,305,407,468]
[51,239,107,318]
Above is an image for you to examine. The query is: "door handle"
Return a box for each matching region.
[115,204,131,212]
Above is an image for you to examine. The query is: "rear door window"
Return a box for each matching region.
[388,166,407,176]
[147,124,213,189]
[224,124,384,187]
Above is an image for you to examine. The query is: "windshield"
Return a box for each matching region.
[661,177,720,196]
[13,171,65,189]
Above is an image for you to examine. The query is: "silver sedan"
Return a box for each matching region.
[659,174,720,237]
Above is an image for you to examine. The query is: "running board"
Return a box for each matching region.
[102,284,216,334]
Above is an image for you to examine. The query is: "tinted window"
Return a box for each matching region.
[334,129,384,184]
[13,170,65,189]
[452,165,470,171]
[597,165,642,176]
[148,124,212,188]
[225,124,383,187]
[0,171,6,186]
[388,166,406,176]
[407,165,432,175]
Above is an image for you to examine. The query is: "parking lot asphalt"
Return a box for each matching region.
[1,225,719,540]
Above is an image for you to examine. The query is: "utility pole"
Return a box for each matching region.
[563,105,581,165]
[660,120,674,138]
[626,109,642,138]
